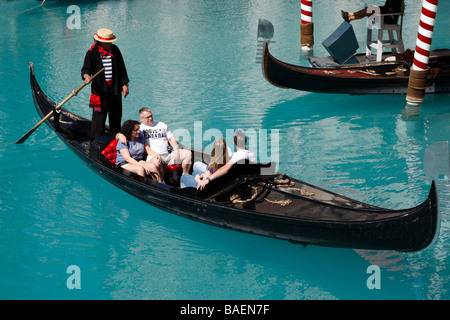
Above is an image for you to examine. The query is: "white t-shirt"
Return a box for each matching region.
[229,149,256,164]
[140,121,173,155]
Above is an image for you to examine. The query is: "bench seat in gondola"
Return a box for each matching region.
[197,162,277,200]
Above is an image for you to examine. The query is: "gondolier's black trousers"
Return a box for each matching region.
[91,92,122,141]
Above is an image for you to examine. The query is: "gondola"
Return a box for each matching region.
[29,61,438,251]
[262,42,450,95]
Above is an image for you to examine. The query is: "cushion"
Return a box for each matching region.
[164,164,182,174]
[101,139,118,164]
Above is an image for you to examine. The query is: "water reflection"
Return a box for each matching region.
[402,104,421,121]
[102,212,365,299]
[355,212,450,300]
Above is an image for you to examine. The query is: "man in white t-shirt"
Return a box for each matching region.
[118,107,192,174]
[197,130,256,190]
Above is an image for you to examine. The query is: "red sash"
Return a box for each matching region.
[87,44,113,106]
[98,45,114,58]
[89,93,101,112]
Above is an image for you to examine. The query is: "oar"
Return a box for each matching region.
[19,0,46,15]
[15,68,104,144]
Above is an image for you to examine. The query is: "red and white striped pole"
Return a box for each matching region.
[300,0,314,51]
[406,0,439,106]
[301,0,313,25]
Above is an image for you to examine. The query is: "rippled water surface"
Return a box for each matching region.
[1,0,450,300]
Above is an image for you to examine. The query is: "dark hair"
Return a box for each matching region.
[233,130,247,149]
[121,120,140,141]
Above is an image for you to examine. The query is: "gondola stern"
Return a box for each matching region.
[262,42,289,89]
[28,61,35,76]
[29,61,45,118]
[425,179,441,250]
[400,180,440,252]
[428,180,439,232]
[29,62,57,115]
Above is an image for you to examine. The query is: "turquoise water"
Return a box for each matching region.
[1,0,450,300]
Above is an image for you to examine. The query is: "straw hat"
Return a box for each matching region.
[93,28,117,43]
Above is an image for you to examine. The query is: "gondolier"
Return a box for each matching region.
[81,28,129,140]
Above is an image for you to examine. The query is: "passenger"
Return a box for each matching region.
[197,130,256,191]
[117,107,192,174]
[116,120,164,182]
[180,137,232,188]
[341,0,403,25]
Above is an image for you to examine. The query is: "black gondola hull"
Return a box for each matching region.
[29,62,439,251]
[74,153,440,251]
[263,43,450,95]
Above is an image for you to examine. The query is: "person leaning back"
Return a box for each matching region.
[196,130,256,191]
[117,108,192,175]
[81,28,130,140]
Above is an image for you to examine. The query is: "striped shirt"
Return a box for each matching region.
[101,54,113,85]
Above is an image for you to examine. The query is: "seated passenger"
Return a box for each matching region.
[180,137,232,188]
[117,107,192,174]
[197,130,256,191]
[116,120,164,182]
[341,0,403,25]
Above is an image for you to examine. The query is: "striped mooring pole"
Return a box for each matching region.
[300,0,314,51]
[406,0,439,107]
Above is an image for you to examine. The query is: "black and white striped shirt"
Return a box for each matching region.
[101,54,113,83]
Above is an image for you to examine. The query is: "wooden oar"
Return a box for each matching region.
[19,0,46,15]
[15,68,104,144]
